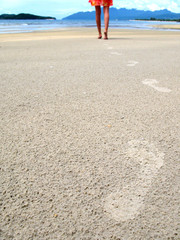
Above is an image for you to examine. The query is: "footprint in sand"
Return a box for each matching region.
[142,79,172,93]
[104,139,164,221]
[127,60,139,67]
[110,52,122,56]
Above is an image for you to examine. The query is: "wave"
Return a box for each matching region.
[0,19,179,34]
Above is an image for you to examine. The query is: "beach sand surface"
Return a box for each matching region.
[152,24,180,30]
[0,28,180,239]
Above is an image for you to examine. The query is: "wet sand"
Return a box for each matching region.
[0,28,180,239]
[152,24,180,30]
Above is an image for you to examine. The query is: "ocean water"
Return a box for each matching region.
[0,19,179,34]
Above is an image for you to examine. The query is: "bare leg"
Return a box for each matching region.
[103,6,109,39]
[95,6,102,38]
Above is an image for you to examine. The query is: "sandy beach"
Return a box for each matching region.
[152,24,180,30]
[0,28,180,239]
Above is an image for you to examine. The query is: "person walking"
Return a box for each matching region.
[89,0,113,40]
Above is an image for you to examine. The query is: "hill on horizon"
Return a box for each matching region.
[0,13,56,20]
[62,8,180,20]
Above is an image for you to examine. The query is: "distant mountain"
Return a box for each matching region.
[62,8,180,20]
[0,13,56,20]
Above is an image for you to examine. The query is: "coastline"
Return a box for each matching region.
[0,27,180,43]
[0,19,180,34]
[151,24,180,30]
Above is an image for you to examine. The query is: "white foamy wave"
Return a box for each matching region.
[0,19,179,34]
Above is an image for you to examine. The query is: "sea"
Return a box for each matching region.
[0,19,180,34]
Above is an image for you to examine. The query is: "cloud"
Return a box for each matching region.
[147,3,164,11]
[115,0,180,13]
[168,1,180,12]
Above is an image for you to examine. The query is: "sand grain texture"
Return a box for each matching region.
[0,29,180,239]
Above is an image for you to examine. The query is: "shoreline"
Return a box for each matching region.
[151,24,180,30]
[0,19,180,35]
[0,27,180,43]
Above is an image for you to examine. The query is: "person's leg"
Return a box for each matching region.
[95,6,102,38]
[103,6,109,39]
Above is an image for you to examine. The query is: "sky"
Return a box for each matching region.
[0,0,180,19]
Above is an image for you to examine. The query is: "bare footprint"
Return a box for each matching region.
[142,79,172,93]
[110,52,122,56]
[104,140,164,221]
[127,61,139,67]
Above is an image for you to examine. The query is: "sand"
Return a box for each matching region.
[0,28,180,239]
[152,24,180,30]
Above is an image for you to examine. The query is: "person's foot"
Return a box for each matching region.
[104,32,108,40]
[98,34,102,39]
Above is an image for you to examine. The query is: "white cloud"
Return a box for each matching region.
[168,1,180,12]
[147,3,164,11]
[115,0,180,13]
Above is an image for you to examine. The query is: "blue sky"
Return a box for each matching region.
[0,0,180,19]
